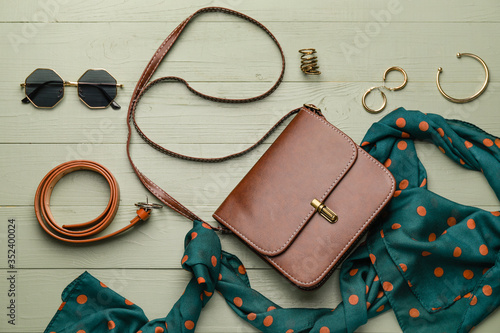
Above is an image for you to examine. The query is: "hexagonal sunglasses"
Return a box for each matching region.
[20,68,123,109]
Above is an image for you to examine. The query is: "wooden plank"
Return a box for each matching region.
[2,22,499,83]
[0,0,499,23]
[0,269,498,332]
[3,81,500,144]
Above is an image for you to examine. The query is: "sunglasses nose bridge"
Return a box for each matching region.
[64,81,78,87]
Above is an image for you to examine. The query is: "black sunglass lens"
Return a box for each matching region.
[25,69,64,108]
[78,70,117,108]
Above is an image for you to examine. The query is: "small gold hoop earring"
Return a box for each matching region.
[383,66,408,91]
[436,53,489,103]
[362,86,387,114]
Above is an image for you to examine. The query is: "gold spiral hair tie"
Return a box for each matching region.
[299,49,321,75]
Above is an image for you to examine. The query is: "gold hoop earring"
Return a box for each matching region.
[362,66,407,114]
[362,87,387,114]
[383,66,408,91]
[436,53,489,103]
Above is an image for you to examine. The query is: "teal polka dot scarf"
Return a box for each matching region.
[45,108,500,333]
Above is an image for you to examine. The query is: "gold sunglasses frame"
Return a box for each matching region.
[20,68,123,109]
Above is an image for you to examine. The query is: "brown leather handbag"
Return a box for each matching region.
[126,7,395,289]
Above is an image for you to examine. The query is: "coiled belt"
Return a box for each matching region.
[34,160,156,243]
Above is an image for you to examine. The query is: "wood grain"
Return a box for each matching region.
[1,0,499,332]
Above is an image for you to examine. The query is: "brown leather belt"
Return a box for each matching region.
[34,160,153,243]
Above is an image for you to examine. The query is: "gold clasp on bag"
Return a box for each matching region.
[311,199,338,223]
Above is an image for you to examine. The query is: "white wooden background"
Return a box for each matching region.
[1,0,499,332]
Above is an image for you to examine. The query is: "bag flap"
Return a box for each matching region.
[213,107,358,256]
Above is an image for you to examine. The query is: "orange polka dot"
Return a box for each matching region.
[393,190,401,197]
[448,137,453,144]
[58,302,66,311]
[238,265,246,275]
[420,179,427,187]
[467,219,476,229]
[483,138,494,147]
[483,285,492,296]
[165,323,168,329]
[409,308,420,318]
[496,138,500,148]
[401,132,410,138]
[211,255,217,267]
[397,141,407,150]
[349,294,359,305]
[377,291,384,299]
[191,232,198,240]
[442,230,447,235]
[463,270,474,280]
[454,295,462,302]
[233,297,243,307]
[453,247,462,257]
[399,179,409,189]
[267,306,276,311]
[185,320,195,330]
[247,313,257,321]
[374,275,379,281]
[350,268,358,276]
[361,141,370,147]
[366,285,370,294]
[479,244,488,256]
[218,273,222,281]
[380,230,385,238]
[370,254,376,264]
[465,141,473,149]
[483,268,489,275]
[417,206,427,216]
[384,159,392,168]
[447,217,457,226]
[155,327,164,333]
[376,305,385,312]
[319,327,330,333]
[419,121,429,131]
[263,315,273,327]
[399,263,407,272]
[200,293,204,301]
[408,281,413,288]
[204,290,212,297]
[286,330,294,333]
[366,302,371,308]
[77,295,87,304]
[422,251,432,256]
[460,159,465,165]
[437,128,445,137]
[125,299,134,306]
[464,292,472,298]
[438,146,445,154]
[100,282,107,288]
[432,307,442,311]
[197,277,206,284]
[470,295,478,306]
[181,255,188,264]
[392,223,401,230]
[434,267,444,277]
[396,118,406,128]
[428,233,436,242]
[383,281,393,292]
[108,320,116,330]
[491,211,500,216]
[77,330,86,333]
[202,222,212,229]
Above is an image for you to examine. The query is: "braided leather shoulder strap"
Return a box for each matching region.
[126,7,297,225]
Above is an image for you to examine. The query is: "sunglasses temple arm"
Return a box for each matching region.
[79,82,121,109]
[21,81,62,104]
